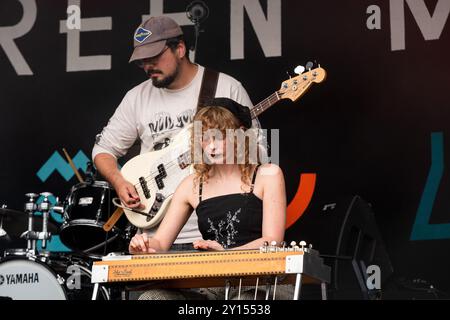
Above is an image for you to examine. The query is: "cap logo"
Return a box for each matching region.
[134,27,152,43]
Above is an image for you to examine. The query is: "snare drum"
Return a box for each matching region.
[59,181,129,256]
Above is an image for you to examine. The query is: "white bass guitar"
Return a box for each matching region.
[120,67,326,228]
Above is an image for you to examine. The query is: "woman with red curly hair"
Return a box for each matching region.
[129,97,286,253]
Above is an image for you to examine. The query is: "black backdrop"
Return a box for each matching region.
[1,0,450,294]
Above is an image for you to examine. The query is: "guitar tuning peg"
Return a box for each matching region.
[290,241,296,248]
[286,71,292,79]
[299,241,307,250]
[260,241,269,253]
[269,240,277,252]
[294,65,305,75]
[305,61,314,70]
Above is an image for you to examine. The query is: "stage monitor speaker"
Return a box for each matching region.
[286,195,394,299]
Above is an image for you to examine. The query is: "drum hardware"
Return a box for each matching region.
[23,193,38,252]
[51,204,65,214]
[59,181,132,256]
[36,192,52,249]
[0,193,114,300]
[0,206,58,239]
[20,192,55,251]
[0,205,8,239]
[3,248,32,258]
[83,234,120,254]
[0,206,58,260]
[84,161,97,185]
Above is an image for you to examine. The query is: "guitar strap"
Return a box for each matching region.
[197,68,219,110]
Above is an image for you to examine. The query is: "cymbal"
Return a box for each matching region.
[0,208,59,238]
[0,208,26,216]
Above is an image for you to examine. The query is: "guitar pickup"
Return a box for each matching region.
[155,164,167,190]
[147,193,165,222]
[139,177,151,199]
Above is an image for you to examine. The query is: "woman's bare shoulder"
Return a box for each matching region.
[257,163,283,179]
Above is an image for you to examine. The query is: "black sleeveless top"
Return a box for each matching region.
[196,166,263,249]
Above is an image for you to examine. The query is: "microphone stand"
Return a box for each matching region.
[186,0,209,62]
[191,20,201,62]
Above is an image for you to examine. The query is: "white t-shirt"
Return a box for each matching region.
[92,65,259,243]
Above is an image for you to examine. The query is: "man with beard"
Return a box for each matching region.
[92,16,259,253]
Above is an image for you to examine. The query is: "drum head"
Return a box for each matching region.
[60,181,129,255]
[0,258,66,300]
[59,222,127,255]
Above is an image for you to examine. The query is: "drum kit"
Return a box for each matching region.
[0,177,135,300]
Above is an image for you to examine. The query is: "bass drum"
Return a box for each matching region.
[39,252,110,300]
[59,181,130,256]
[0,251,109,300]
[0,256,66,300]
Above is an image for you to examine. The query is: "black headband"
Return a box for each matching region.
[203,97,252,128]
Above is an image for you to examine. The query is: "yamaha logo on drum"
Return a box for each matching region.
[1,273,39,285]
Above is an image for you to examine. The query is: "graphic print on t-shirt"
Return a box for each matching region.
[207,208,241,248]
[148,110,194,138]
[148,110,194,150]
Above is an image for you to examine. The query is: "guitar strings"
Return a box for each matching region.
[130,82,308,194]
[122,77,317,210]
[131,90,285,189]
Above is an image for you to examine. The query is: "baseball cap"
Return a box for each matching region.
[129,16,183,63]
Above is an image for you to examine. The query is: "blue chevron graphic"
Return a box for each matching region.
[37,235,71,252]
[410,132,450,240]
[37,150,90,182]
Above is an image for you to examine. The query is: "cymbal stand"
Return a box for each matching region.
[21,192,53,252]
[0,204,8,238]
[37,192,53,249]
[23,193,39,253]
